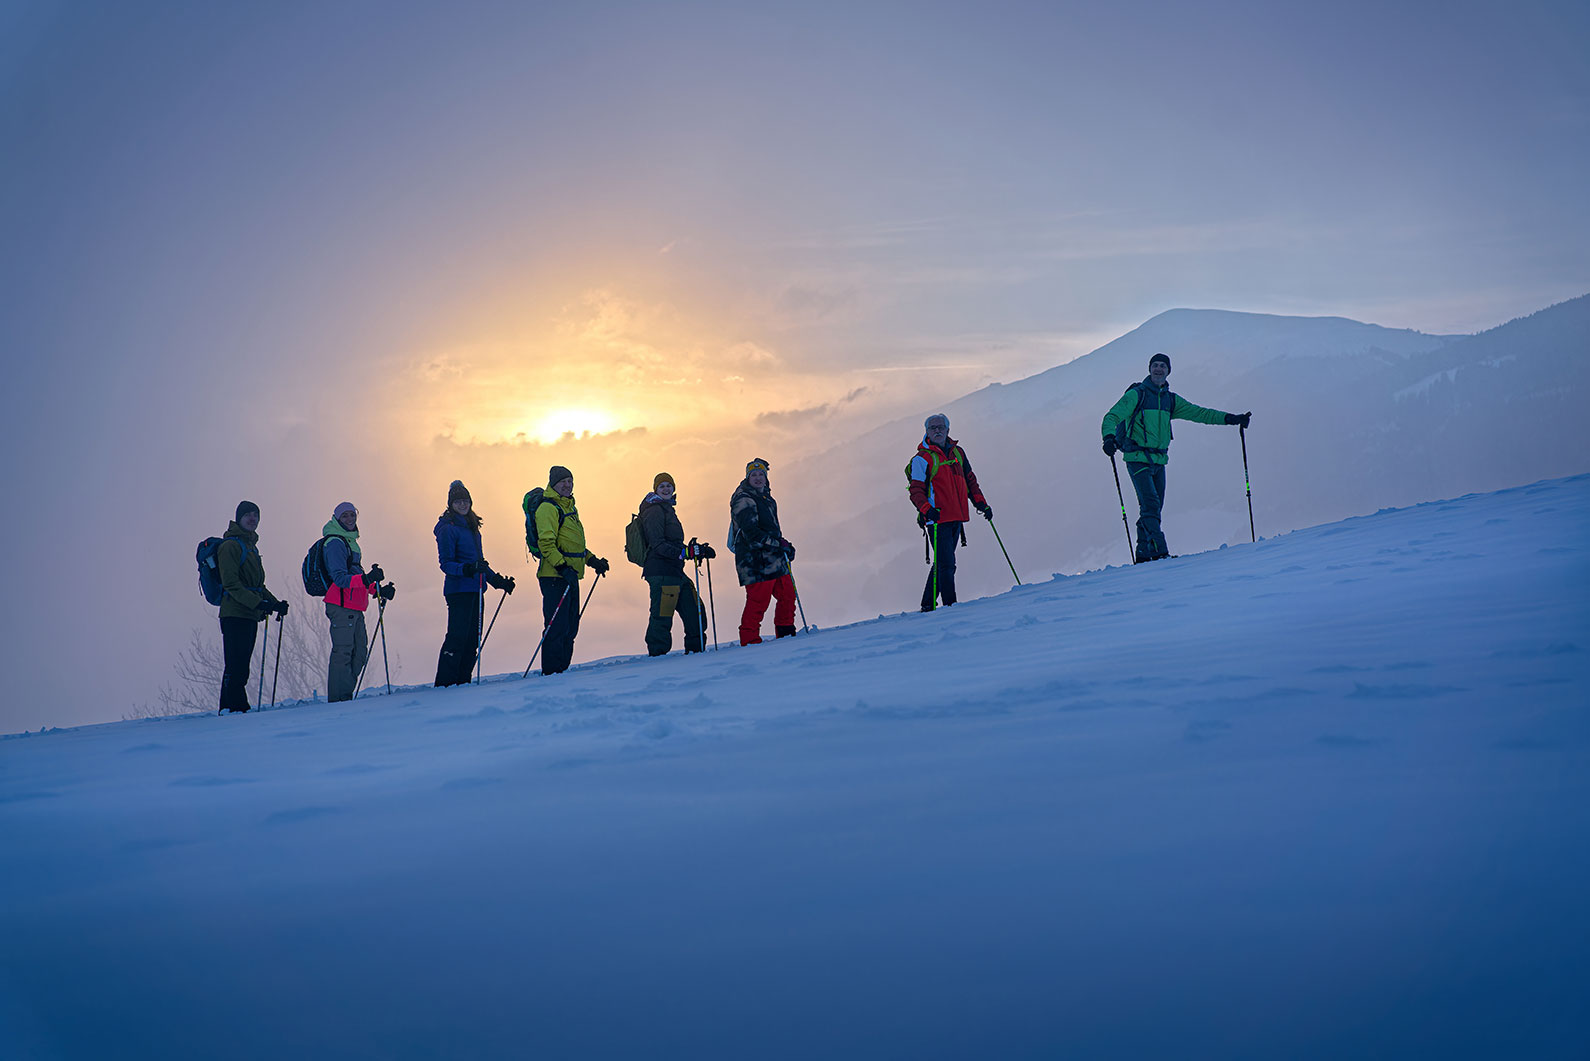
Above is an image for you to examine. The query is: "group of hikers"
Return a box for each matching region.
[205,353,1249,713]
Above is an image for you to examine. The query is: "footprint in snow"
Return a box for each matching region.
[1348,682,1468,700]
[0,790,59,804]
[263,806,339,826]
[169,776,256,787]
[121,743,168,754]
[441,776,502,791]
[322,763,391,776]
[1315,734,1377,749]
[1183,720,1233,743]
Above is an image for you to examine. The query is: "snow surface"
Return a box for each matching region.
[4,476,1588,1060]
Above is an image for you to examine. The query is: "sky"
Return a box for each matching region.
[2,0,1587,730]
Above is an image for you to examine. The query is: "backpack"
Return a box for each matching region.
[726,519,740,554]
[196,536,250,606]
[522,488,569,559]
[301,535,339,597]
[904,445,962,487]
[624,511,648,567]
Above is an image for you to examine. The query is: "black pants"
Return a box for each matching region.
[219,616,259,712]
[922,521,962,609]
[645,574,704,656]
[435,591,481,687]
[1128,461,1169,561]
[539,570,580,675]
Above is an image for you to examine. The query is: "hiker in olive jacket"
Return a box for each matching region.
[1101,352,1251,562]
[534,466,611,675]
[217,500,286,713]
[730,457,797,645]
[636,472,710,656]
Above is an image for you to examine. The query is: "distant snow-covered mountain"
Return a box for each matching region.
[781,295,1590,622]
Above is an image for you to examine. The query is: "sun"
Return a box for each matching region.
[533,407,618,443]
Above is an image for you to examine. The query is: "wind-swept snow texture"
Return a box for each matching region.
[4,476,1588,1060]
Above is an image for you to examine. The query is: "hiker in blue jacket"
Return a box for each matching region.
[433,480,514,686]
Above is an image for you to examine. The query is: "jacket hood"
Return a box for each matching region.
[322,519,361,549]
[919,434,960,453]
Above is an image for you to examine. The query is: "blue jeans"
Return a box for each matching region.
[1127,462,1169,560]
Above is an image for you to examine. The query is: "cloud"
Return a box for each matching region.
[753,386,869,431]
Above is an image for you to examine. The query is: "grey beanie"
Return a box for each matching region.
[235,500,260,522]
[1149,352,1171,371]
[549,465,573,488]
[447,480,471,504]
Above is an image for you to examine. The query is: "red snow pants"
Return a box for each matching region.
[739,574,796,645]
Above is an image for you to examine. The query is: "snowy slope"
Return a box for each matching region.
[778,295,1589,628]
[4,476,1588,1060]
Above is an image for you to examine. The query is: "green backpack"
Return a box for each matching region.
[624,511,647,567]
[522,488,568,559]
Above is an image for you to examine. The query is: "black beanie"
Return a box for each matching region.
[447,480,471,504]
[549,465,573,488]
[1149,352,1171,372]
[235,500,259,522]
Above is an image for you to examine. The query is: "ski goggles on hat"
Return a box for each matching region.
[746,458,771,474]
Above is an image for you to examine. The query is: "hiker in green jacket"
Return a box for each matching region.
[217,500,286,712]
[1101,353,1251,562]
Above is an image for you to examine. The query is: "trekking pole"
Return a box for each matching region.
[475,575,485,684]
[476,588,509,681]
[577,569,603,621]
[1240,424,1256,543]
[690,543,705,650]
[522,582,572,678]
[269,613,283,708]
[988,519,1022,585]
[379,599,392,695]
[784,558,810,633]
[1108,453,1135,563]
[926,522,939,611]
[705,556,719,650]
[257,616,268,708]
[355,596,385,698]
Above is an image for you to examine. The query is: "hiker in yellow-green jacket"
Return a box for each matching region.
[532,465,610,674]
[1101,353,1251,562]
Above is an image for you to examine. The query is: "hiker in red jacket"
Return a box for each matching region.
[907,413,991,611]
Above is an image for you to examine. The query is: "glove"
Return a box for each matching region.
[499,576,516,595]
[780,538,795,562]
[1225,411,1252,428]
[699,543,716,560]
[379,583,396,602]
[974,500,993,521]
[274,600,290,618]
[589,556,611,576]
[921,506,941,524]
[366,563,385,583]
[461,561,478,577]
[1102,436,1118,456]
